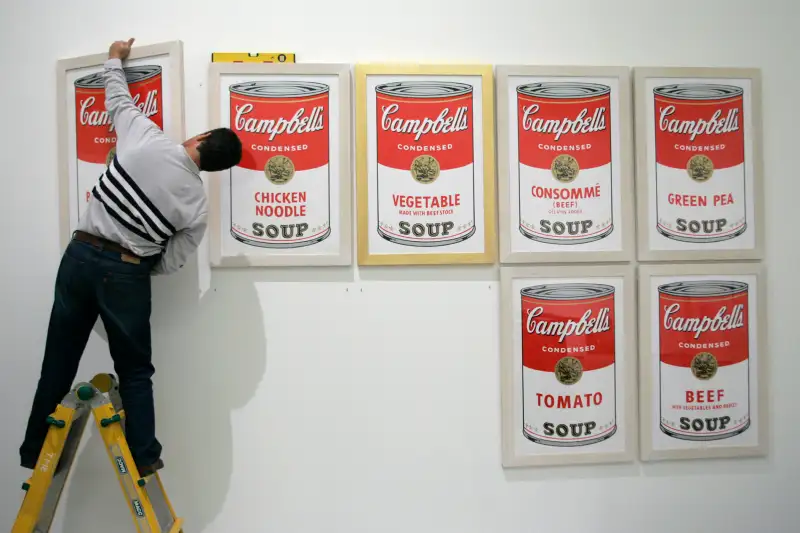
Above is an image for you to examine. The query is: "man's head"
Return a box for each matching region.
[183,128,242,172]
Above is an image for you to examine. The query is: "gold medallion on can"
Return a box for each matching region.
[106,147,116,167]
[554,356,583,385]
[410,155,440,184]
[687,154,714,182]
[691,351,718,380]
[265,155,295,185]
[551,154,579,184]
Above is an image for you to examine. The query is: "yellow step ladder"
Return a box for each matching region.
[12,373,184,533]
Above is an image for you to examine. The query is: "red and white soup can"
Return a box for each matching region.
[521,283,617,447]
[74,65,162,220]
[229,80,331,248]
[654,83,746,242]
[658,280,750,441]
[517,82,613,244]
[375,81,476,247]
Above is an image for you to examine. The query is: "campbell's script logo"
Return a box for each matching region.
[79,92,159,131]
[380,104,469,142]
[234,105,325,141]
[658,106,740,142]
[521,105,607,141]
[662,303,745,339]
[526,307,611,343]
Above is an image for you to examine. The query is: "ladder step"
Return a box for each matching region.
[168,517,184,533]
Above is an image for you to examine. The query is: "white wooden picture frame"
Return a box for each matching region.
[500,264,637,467]
[638,262,768,461]
[634,67,764,261]
[56,41,185,250]
[208,63,352,267]
[497,66,635,264]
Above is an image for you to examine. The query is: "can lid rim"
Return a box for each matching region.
[657,280,749,297]
[520,282,615,300]
[517,81,611,98]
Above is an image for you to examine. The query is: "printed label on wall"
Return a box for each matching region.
[506,75,624,254]
[511,276,628,458]
[643,77,756,252]
[365,74,487,256]
[219,73,343,258]
[648,274,760,452]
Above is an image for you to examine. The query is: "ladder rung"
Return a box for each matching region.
[168,517,184,533]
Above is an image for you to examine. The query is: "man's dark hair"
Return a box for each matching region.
[197,128,243,172]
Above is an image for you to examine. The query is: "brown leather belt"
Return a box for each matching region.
[73,230,141,259]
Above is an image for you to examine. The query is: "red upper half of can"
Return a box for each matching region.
[376,80,474,171]
[75,76,163,163]
[516,82,612,171]
[230,81,330,172]
[658,280,749,367]
[654,83,744,170]
[521,283,616,372]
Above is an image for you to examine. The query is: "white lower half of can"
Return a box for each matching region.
[230,165,331,248]
[376,163,476,247]
[518,163,613,245]
[522,365,617,447]
[655,164,747,243]
[76,160,104,223]
[659,360,750,441]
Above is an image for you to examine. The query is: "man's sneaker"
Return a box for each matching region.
[137,458,165,477]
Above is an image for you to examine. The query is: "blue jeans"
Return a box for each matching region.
[20,236,163,470]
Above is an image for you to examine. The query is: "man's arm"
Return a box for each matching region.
[103,38,164,149]
[151,210,208,276]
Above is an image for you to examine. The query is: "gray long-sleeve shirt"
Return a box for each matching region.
[76,57,207,275]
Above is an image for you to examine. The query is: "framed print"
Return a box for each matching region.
[496,65,635,264]
[638,262,768,461]
[634,67,764,261]
[355,64,496,265]
[57,41,185,250]
[500,265,637,467]
[208,63,352,267]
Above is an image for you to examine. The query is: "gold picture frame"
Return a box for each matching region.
[355,64,497,265]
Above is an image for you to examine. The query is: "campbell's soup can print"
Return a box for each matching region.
[658,280,750,441]
[229,81,331,248]
[74,66,163,220]
[375,81,476,247]
[517,82,613,244]
[654,84,746,242]
[521,283,617,447]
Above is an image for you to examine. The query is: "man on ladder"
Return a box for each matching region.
[18,37,242,477]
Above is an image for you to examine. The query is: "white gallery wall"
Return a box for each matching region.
[0,0,798,531]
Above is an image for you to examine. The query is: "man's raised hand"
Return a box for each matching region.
[109,38,135,60]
